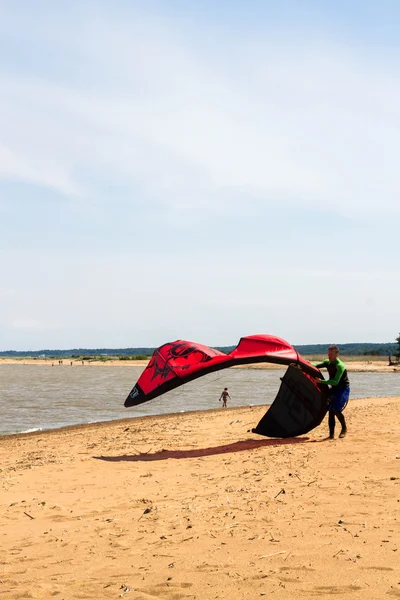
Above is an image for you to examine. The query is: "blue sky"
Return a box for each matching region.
[1,1,399,350]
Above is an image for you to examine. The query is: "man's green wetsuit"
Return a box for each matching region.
[315,358,349,393]
[315,358,350,438]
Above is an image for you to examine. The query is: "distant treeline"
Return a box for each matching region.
[294,343,397,356]
[0,347,156,359]
[0,342,397,358]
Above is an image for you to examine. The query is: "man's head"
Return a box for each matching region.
[224,387,228,391]
[328,345,339,361]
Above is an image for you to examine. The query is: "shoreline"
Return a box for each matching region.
[0,356,398,372]
[0,404,250,441]
[1,393,399,441]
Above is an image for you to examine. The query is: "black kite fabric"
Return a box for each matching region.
[252,365,328,438]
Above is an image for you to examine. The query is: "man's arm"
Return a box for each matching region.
[314,359,329,369]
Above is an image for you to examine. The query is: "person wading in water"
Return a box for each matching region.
[219,387,231,408]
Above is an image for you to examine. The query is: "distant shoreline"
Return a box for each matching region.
[0,356,398,372]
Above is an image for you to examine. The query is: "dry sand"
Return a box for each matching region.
[1,397,400,599]
[0,357,398,372]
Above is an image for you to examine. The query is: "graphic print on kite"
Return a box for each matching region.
[125,339,228,406]
[149,342,222,382]
[124,334,328,438]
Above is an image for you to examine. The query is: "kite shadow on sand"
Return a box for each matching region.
[94,437,309,463]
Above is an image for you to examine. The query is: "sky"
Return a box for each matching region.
[1,0,399,350]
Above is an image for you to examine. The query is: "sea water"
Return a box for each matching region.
[0,364,399,436]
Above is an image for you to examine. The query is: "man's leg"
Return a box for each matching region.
[328,410,335,439]
[335,410,347,438]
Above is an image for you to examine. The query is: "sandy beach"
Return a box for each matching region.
[0,357,398,372]
[1,396,399,599]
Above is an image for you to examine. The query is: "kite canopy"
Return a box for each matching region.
[252,365,328,438]
[124,334,327,438]
[125,334,320,406]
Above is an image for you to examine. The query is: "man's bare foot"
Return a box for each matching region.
[338,430,347,438]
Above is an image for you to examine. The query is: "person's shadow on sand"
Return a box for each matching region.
[94,437,309,462]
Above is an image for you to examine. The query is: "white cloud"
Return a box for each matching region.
[12,318,61,331]
[0,142,81,197]
[0,286,16,298]
[0,13,399,215]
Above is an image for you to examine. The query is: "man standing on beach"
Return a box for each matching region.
[219,387,231,408]
[315,345,350,439]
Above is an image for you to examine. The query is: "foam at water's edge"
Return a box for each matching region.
[14,427,42,435]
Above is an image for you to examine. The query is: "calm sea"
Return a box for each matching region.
[1,364,399,436]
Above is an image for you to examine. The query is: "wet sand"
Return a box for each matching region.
[1,396,399,599]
